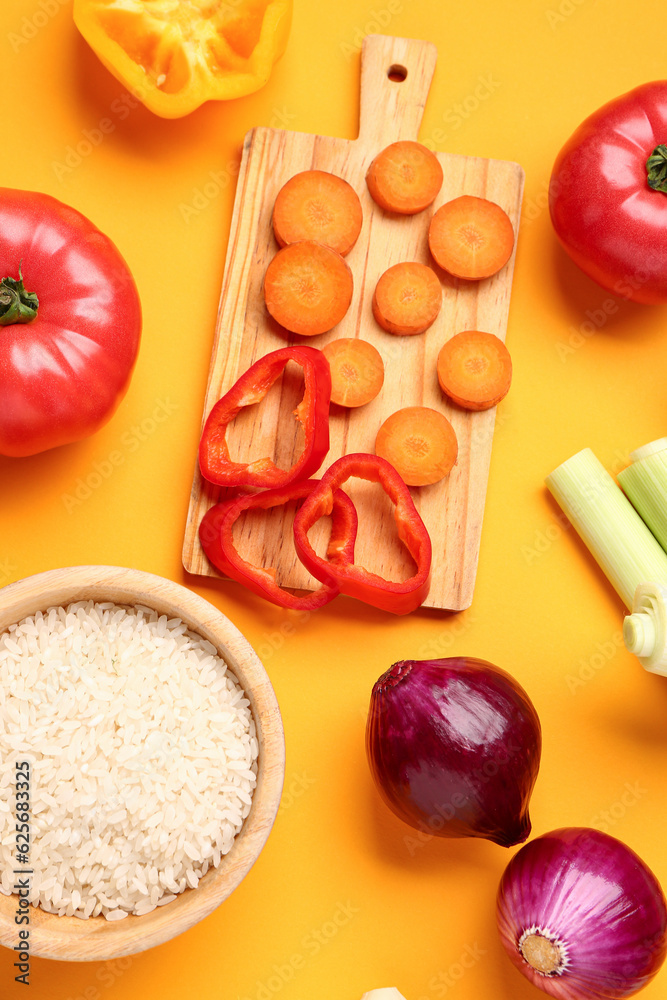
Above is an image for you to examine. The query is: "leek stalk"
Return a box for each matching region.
[545,448,667,610]
[546,448,667,676]
[617,438,667,554]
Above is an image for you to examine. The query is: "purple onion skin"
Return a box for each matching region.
[497,828,667,1000]
[365,658,542,847]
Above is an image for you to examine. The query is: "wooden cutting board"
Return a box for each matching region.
[182,34,524,612]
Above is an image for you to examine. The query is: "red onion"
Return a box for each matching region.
[365,658,541,847]
[497,828,667,1000]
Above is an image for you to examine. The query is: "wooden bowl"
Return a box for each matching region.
[0,565,285,961]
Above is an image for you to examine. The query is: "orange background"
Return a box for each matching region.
[2,1,667,999]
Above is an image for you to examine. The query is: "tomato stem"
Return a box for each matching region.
[646,144,667,193]
[0,269,39,325]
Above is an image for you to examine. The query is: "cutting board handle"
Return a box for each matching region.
[358,35,437,147]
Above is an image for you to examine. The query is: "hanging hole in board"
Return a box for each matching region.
[387,64,408,82]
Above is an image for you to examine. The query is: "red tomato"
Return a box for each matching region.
[0,189,141,457]
[549,82,667,304]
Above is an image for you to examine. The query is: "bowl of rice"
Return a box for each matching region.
[0,565,285,961]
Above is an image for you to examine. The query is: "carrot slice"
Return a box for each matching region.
[264,240,353,336]
[375,406,458,486]
[372,261,442,336]
[366,141,443,215]
[428,195,515,280]
[322,338,384,408]
[272,170,363,257]
[437,330,512,410]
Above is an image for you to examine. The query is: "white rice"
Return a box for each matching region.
[0,601,258,919]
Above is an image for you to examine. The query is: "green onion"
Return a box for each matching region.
[545,448,667,610]
[617,438,667,554]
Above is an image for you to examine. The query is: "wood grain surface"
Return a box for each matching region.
[182,34,524,611]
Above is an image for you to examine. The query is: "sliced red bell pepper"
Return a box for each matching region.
[293,454,432,615]
[199,345,331,488]
[199,479,358,611]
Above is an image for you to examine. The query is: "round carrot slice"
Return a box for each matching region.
[437,330,512,410]
[428,195,515,280]
[272,170,363,257]
[372,261,442,335]
[366,141,443,215]
[264,241,354,337]
[375,406,458,486]
[322,338,384,407]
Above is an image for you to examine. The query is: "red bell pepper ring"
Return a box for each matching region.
[199,345,331,488]
[199,479,358,611]
[293,454,432,615]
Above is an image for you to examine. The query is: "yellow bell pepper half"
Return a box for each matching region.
[73,0,293,118]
